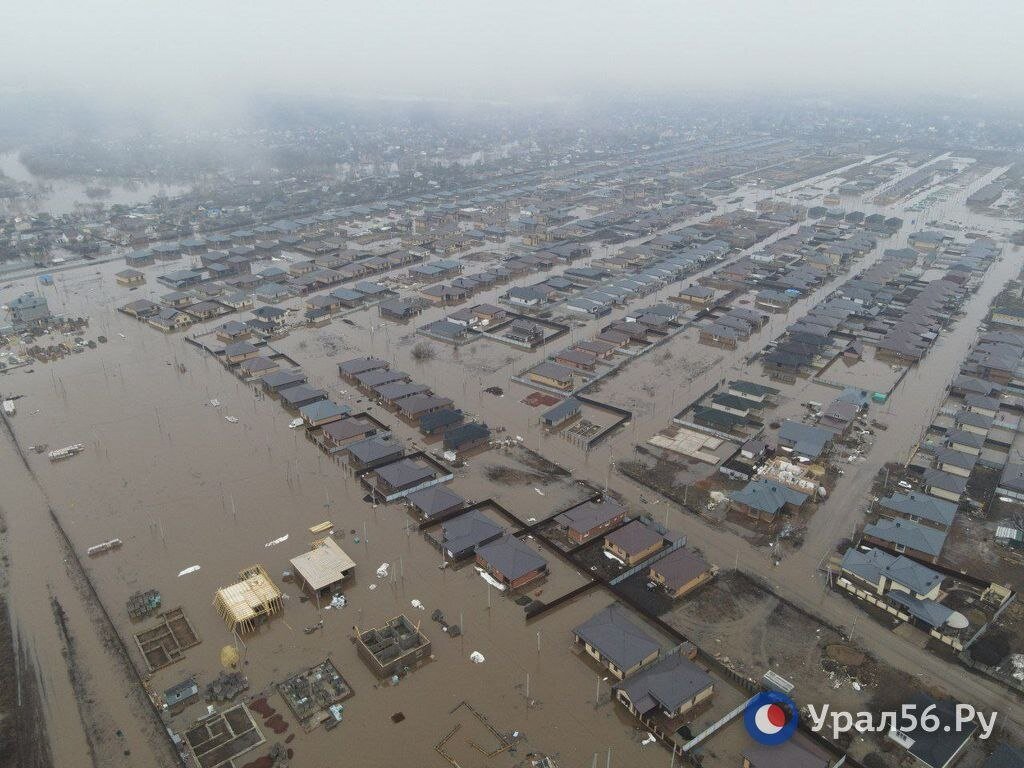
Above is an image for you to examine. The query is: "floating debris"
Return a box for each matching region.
[127,589,162,620]
[48,443,85,461]
[265,534,289,548]
[87,538,122,557]
[224,416,239,423]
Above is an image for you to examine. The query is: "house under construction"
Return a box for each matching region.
[355,615,431,678]
[213,565,283,635]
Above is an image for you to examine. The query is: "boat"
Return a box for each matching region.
[2,400,14,416]
[48,443,85,461]
[288,418,304,429]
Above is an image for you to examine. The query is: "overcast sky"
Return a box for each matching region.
[5,0,1023,108]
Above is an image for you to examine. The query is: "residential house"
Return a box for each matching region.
[554,497,626,544]
[604,521,665,566]
[649,547,713,599]
[879,493,957,531]
[475,535,548,590]
[443,422,491,453]
[223,341,260,365]
[730,479,809,524]
[888,694,977,768]
[406,485,466,521]
[614,652,714,721]
[862,518,947,564]
[528,362,574,391]
[573,604,660,679]
[438,509,504,560]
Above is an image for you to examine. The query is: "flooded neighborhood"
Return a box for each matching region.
[3,5,1024,768]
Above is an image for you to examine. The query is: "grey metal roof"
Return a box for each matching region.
[373,458,435,488]
[407,485,465,518]
[605,520,663,556]
[616,653,713,715]
[476,535,547,581]
[650,547,711,592]
[879,493,957,528]
[841,547,942,595]
[863,518,947,557]
[346,436,403,464]
[441,510,504,556]
[555,497,625,535]
[730,479,809,517]
[573,604,660,671]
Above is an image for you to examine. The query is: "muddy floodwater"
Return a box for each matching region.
[0,151,189,216]
[2,158,1024,767]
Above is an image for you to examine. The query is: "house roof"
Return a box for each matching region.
[863,518,947,557]
[419,408,464,432]
[444,422,490,448]
[477,535,547,580]
[984,744,1024,768]
[407,485,465,518]
[778,420,832,458]
[542,397,582,424]
[374,381,430,401]
[605,520,663,557]
[841,547,942,595]
[730,479,809,517]
[529,362,574,383]
[880,493,957,528]
[278,384,326,406]
[441,510,504,555]
[338,356,389,376]
[999,463,1024,493]
[289,538,356,591]
[573,604,660,671]
[921,468,967,496]
[650,547,711,592]
[887,591,955,628]
[729,380,779,397]
[323,417,377,442]
[357,368,409,388]
[373,458,435,489]
[397,394,454,416]
[299,400,349,422]
[347,436,403,464]
[895,694,977,768]
[555,497,625,535]
[616,652,713,715]
[742,738,831,768]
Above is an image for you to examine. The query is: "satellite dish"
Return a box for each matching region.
[946,611,969,630]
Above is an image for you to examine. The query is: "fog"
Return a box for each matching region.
[5,0,1024,108]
